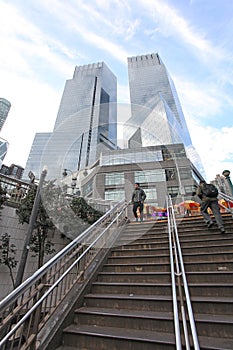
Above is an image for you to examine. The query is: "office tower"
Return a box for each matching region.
[0,163,24,179]
[25,62,117,180]
[0,137,9,166]
[23,133,52,179]
[0,98,11,131]
[124,53,204,175]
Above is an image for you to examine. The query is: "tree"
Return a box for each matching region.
[0,233,18,288]
[0,182,7,216]
[16,180,103,268]
[16,184,55,269]
[71,197,103,225]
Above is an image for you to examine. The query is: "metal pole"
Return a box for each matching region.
[173,153,185,202]
[15,168,47,288]
[226,176,233,196]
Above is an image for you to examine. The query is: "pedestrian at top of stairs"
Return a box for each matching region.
[196,180,226,234]
[131,183,146,223]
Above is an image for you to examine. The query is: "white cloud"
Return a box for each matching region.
[174,76,222,120]
[38,0,132,64]
[0,2,78,79]
[189,121,233,181]
[1,70,60,167]
[138,0,226,61]
[118,84,130,104]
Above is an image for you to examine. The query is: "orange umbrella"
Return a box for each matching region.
[219,199,233,208]
[178,200,200,210]
[153,206,166,212]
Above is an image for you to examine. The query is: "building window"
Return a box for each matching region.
[144,187,157,201]
[134,170,165,183]
[179,168,192,180]
[105,189,125,201]
[105,172,124,185]
[184,185,195,195]
[165,169,176,181]
[82,179,93,196]
[167,186,179,197]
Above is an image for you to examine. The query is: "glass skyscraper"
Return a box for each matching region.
[0,98,11,131]
[124,53,204,175]
[23,133,52,179]
[24,53,204,181]
[24,62,117,180]
[0,137,9,166]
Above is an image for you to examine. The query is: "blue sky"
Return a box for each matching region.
[0,0,232,182]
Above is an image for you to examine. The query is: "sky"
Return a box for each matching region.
[0,0,232,182]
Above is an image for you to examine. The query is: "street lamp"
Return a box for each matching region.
[15,167,47,288]
[222,170,233,196]
[62,169,78,195]
[172,153,185,201]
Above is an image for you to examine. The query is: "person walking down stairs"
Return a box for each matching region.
[131,182,146,222]
[196,180,226,234]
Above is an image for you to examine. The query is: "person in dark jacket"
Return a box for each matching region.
[196,180,225,233]
[131,183,146,222]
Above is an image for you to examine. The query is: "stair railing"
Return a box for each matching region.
[167,195,200,350]
[0,199,129,350]
[218,191,233,217]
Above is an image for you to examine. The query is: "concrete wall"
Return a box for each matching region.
[0,205,70,300]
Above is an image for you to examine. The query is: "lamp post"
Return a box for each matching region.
[172,153,185,202]
[15,168,47,288]
[62,169,78,195]
[222,170,233,197]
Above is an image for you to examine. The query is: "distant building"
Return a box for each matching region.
[0,163,24,179]
[0,98,11,131]
[0,137,9,166]
[24,62,117,180]
[213,172,233,197]
[23,132,52,180]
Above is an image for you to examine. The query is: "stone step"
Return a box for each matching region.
[62,324,176,350]
[121,234,232,246]
[103,260,233,273]
[84,293,173,312]
[91,282,172,296]
[182,250,233,263]
[189,283,233,297]
[195,313,233,339]
[108,254,170,264]
[97,270,233,284]
[107,250,233,264]
[91,281,233,298]
[61,323,233,349]
[97,271,171,283]
[191,295,233,315]
[102,262,171,272]
[113,243,233,256]
[110,247,170,256]
[74,307,174,333]
[116,241,169,250]
[73,307,233,340]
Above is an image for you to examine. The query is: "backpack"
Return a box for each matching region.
[202,183,218,198]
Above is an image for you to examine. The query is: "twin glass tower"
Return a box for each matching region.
[24,53,202,180]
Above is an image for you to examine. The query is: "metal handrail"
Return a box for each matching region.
[0,199,129,349]
[167,195,200,350]
[218,191,233,216]
[167,198,182,350]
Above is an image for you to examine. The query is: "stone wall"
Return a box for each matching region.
[0,205,70,300]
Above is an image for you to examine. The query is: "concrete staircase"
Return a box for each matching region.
[55,214,233,350]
